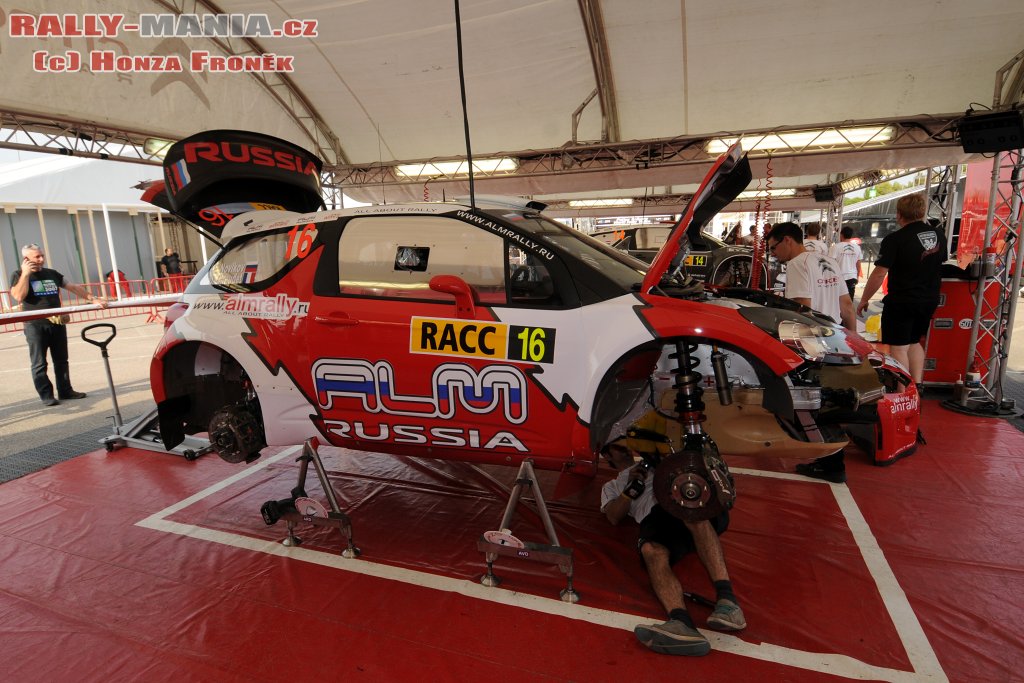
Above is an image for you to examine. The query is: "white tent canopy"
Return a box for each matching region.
[1,0,1022,212]
[0,157,158,208]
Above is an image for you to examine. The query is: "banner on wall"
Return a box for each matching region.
[956,160,1017,270]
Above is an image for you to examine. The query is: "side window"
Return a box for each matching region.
[508,246,559,306]
[211,226,316,290]
[337,216,506,303]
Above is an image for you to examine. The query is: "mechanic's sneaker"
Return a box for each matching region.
[795,461,847,484]
[633,619,710,656]
[42,397,59,407]
[59,390,87,400]
[706,599,746,631]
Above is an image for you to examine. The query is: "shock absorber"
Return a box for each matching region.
[710,345,733,406]
[669,340,706,445]
[652,340,737,522]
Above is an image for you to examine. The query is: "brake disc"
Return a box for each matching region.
[208,404,264,463]
[654,448,734,522]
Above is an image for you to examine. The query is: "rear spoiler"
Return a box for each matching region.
[140,129,325,241]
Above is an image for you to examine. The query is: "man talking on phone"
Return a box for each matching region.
[10,244,106,406]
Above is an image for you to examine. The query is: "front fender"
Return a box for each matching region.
[637,294,804,376]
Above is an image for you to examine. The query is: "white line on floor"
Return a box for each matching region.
[137,452,948,682]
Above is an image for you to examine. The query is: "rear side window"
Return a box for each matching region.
[337,216,506,303]
[211,225,318,291]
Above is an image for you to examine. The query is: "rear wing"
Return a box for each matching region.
[140,130,325,241]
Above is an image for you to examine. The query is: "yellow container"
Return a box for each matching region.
[865,313,881,340]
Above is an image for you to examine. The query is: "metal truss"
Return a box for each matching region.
[330,115,963,192]
[961,149,1024,411]
[320,178,347,210]
[0,109,164,165]
[925,164,963,254]
[0,107,965,203]
[950,47,1024,414]
[821,198,843,244]
[836,167,920,197]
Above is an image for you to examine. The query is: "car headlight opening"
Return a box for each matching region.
[778,320,831,361]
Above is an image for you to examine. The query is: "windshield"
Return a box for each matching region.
[488,212,647,289]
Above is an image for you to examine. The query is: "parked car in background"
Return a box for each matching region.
[609,224,774,289]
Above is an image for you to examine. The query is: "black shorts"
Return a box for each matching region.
[637,505,729,565]
[880,299,939,345]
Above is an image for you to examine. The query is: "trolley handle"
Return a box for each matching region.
[82,323,117,350]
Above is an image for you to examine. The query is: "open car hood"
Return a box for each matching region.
[140,130,325,240]
[641,144,752,292]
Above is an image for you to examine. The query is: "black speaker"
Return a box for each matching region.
[956,110,1024,153]
[813,185,836,202]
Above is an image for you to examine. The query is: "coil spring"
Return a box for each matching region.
[669,340,700,375]
[669,341,705,419]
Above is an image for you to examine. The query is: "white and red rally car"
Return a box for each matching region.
[144,131,919,517]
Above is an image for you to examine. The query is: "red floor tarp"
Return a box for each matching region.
[1,399,1022,682]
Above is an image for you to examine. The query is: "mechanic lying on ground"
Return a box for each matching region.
[600,440,745,656]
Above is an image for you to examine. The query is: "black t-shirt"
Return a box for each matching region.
[10,268,65,310]
[161,253,182,274]
[876,221,947,304]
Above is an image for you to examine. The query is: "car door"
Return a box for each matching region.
[304,213,584,467]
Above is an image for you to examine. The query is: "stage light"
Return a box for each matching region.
[395,157,518,178]
[956,110,1024,153]
[143,137,175,157]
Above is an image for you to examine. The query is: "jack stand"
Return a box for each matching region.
[262,438,360,559]
[82,323,211,459]
[477,459,578,603]
[282,520,302,547]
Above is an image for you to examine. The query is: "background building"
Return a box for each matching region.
[0,154,213,300]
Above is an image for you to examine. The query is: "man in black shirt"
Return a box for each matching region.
[856,193,946,383]
[160,248,182,276]
[160,247,186,293]
[10,244,106,406]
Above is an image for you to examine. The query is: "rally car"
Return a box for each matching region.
[607,224,773,289]
[144,131,919,520]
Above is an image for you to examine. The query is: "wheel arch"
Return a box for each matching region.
[153,340,259,449]
[587,334,797,453]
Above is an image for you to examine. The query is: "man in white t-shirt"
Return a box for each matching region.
[767,222,855,331]
[767,222,854,483]
[738,225,757,246]
[802,222,827,254]
[828,225,863,299]
[600,439,744,656]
